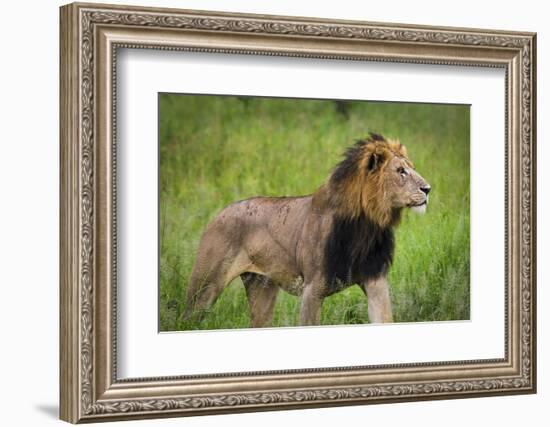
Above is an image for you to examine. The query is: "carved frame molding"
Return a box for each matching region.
[60,2,536,423]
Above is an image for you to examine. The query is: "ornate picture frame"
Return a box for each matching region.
[60,2,536,423]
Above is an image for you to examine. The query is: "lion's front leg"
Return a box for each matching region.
[362,275,393,323]
[300,284,324,326]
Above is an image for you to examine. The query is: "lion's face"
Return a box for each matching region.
[329,134,431,227]
[383,155,431,214]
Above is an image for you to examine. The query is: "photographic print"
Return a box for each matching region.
[159,94,470,331]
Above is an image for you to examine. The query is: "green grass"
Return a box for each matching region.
[159,94,470,331]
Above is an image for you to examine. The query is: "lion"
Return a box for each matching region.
[182,133,431,327]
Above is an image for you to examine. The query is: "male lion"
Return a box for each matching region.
[183,133,430,326]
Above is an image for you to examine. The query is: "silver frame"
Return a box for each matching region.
[60,2,536,423]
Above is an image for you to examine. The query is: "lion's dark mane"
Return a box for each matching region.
[323,133,398,290]
[324,214,395,290]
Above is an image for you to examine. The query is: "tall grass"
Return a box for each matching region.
[159,94,470,331]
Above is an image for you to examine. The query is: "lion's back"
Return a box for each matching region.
[218,195,311,227]
[201,195,312,251]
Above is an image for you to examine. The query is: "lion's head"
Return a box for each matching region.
[328,133,431,227]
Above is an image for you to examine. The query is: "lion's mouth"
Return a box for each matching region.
[409,198,428,214]
[408,200,427,208]
[410,202,427,214]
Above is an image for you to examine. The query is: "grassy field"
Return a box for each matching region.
[159,94,470,331]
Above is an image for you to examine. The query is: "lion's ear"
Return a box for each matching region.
[367,150,386,172]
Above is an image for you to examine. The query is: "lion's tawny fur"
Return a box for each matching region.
[183,133,430,326]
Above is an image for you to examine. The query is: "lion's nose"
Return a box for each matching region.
[420,186,431,195]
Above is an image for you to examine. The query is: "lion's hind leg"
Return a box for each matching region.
[242,273,279,328]
[182,248,250,324]
[182,264,227,323]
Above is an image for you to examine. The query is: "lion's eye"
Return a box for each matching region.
[397,167,407,175]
